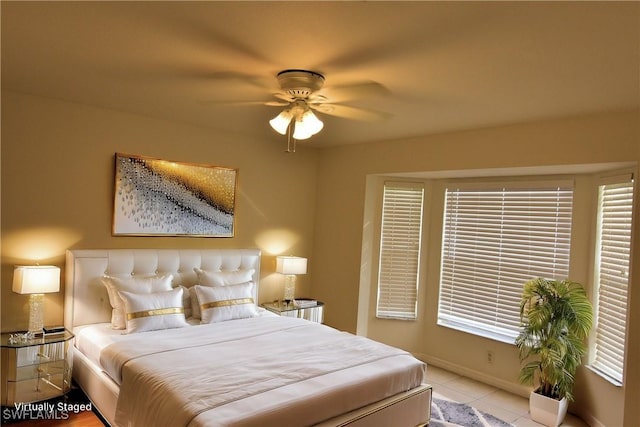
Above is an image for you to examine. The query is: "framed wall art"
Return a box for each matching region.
[113,153,237,237]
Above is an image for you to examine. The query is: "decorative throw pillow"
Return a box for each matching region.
[119,288,189,334]
[102,275,173,329]
[194,268,255,286]
[194,282,258,324]
[189,268,255,319]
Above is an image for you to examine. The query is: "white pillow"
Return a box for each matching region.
[102,275,174,329]
[195,283,258,324]
[119,288,189,334]
[194,268,255,286]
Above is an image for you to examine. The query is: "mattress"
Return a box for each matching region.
[77,315,425,427]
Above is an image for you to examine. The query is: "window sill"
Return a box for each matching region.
[586,365,623,387]
[437,317,516,345]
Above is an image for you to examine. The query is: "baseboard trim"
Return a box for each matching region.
[413,352,531,398]
[577,411,605,427]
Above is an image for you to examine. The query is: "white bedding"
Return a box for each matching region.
[73,309,274,371]
[88,316,425,427]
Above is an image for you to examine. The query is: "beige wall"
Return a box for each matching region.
[1,91,319,332]
[312,110,639,426]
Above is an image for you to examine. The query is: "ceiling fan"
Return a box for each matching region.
[259,69,390,152]
[267,70,327,143]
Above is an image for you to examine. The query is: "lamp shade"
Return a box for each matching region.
[276,256,307,275]
[13,266,60,294]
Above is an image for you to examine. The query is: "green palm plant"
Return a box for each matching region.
[515,278,593,401]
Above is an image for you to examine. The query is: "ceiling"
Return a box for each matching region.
[2,1,638,148]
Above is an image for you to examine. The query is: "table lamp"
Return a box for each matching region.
[276,256,307,304]
[13,265,61,334]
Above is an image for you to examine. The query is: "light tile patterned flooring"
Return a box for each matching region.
[426,365,590,427]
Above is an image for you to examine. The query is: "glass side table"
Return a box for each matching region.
[1,330,74,406]
[262,299,325,323]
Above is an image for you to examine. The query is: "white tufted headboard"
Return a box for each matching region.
[64,249,261,330]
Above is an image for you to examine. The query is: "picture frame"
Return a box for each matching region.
[112,153,237,237]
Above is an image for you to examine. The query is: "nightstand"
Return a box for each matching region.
[1,330,74,406]
[262,299,325,323]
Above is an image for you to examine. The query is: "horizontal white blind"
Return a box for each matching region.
[376,182,424,320]
[592,178,634,384]
[438,183,574,342]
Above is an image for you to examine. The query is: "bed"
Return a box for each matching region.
[64,249,431,427]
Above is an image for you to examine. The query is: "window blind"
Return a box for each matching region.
[438,182,574,343]
[376,182,424,320]
[591,177,634,384]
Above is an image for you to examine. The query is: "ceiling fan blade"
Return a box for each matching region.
[308,93,329,103]
[273,91,296,103]
[265,101,290,107]
[311,103,392,121]
[321,81,390,102]
[154,11,274,68]
[206,71,274,90]
[320,45,399,71]
[199,99,276,107]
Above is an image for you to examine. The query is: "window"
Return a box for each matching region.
[591,175,635,385]
[437,181,574,343]
[376,182,424,320]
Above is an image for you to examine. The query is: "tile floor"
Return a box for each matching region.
[425,365,589,427]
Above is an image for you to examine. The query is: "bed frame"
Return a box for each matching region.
[64,249,431,426]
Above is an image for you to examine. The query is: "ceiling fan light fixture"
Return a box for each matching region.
[269,70,329,149]
[269,109,293,135]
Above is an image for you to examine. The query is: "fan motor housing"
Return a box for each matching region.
[277,69,325,98]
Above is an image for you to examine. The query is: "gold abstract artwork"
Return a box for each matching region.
[113,153,237,237]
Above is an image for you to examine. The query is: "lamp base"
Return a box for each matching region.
[283,275,296,304]
[28,293,45,335]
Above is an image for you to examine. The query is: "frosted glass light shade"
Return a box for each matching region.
[13,266,60,294]
[276,256,307,275]
[269,110,294,135]
[292,111,323,140]
[292,121,312,140]
[301,110,324,135]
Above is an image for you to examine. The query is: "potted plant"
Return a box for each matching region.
[515,278,593,427]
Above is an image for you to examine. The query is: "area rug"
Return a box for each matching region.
[430,395,515,427]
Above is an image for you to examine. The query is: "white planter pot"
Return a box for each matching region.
[529,390,568,427]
